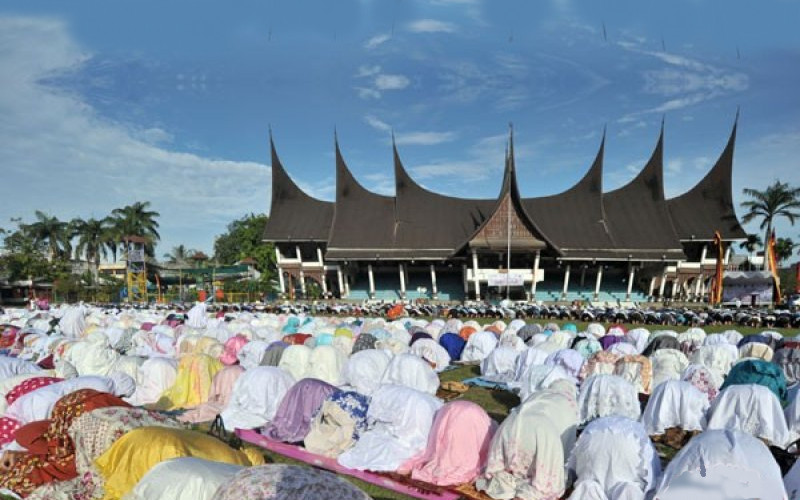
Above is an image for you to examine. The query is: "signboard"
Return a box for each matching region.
[487,273,524,287]
[128,248,145,263]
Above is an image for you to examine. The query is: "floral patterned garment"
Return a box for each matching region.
[0,389,130,497]
[211,464,372,500]
[303,391,369,458]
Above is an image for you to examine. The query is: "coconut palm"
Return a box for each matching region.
[741,181,800,269]
[775,237,798,267]
[74,217,109,282]
[109,202,161,256]
[163,244,197,266]
[738,234,762,270]
[22,211,70,260]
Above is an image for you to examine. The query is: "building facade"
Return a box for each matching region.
[264,119,746,304]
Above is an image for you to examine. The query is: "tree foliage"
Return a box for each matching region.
[741,181,800,259]
[213,213,275,286]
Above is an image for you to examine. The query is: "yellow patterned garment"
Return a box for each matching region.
[95,426,261,500]
[152,353,222,410]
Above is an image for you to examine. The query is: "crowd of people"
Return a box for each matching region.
[0,302,797,499]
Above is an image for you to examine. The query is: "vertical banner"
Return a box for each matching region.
[709,231,724,305]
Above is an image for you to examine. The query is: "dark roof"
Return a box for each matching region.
[325,141,400,260]
[667,118,747,241]
[262,137,334,242]
[393,143,495,257]
[465,132,559,254]
[601,125,685,260]
[523,134,615,256]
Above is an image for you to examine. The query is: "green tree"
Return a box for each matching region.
[0,227,65,282]
[213,213,275,287]
[162,244,197,266]
[738,233,762,270]
[109,201,161,256]
[741,181,800,269]
[21,211,71,260]
[775,237,798,267]
[73,217,109,282]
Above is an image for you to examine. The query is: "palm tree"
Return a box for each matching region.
[738,234,762,270]
[741,181,800,269]
[74,218,109,282]
[22,211,70,260]
[109,202,161,256]
[775,237,798,267]
[163,244,197,266]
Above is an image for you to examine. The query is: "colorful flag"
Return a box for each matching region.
[767,230,782,304]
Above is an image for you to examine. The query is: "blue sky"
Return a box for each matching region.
[1,0,799,257]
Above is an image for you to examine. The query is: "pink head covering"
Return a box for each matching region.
[219,335,248,365]
[398,400,496,486]
[140,322,155,332]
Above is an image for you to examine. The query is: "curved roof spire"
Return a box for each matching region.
[263,133,334,242]
[667,112,746,240]
[601,122,685,259]
[326,138,398,259]
[522,130,615,256]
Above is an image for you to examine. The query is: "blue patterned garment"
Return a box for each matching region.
[327,390,370,437]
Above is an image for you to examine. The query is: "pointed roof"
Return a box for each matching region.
[523,131,615,256]
[667,116,746,241]
[465,129,558,253]
[262,134,334,242]
[601,124,685,260]
[325,140,401,260]
[393,140,496,256]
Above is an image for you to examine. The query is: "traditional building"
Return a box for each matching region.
[263,118,746,303]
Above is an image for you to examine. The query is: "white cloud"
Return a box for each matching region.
[364,33,390,50]
[0,16,269,254]
[355,87,381,99]
[410,133,507,182]
[374,73,410,90]
[363,172,394,195]
[407,19,457,34]
[364,115,391,132]
[395,131,456,146]
[355,65,381,78]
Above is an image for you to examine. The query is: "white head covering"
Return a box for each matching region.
[567,416,661,499]
[512,347,550,383]
[516,364,575,403]
[481,346,520,381]
[125,357,178,406]
[649,348,689,388]
[220,366,295,430]
[653,430,785,500]
[278,345,311,380]
[408,338,451,372]
[337,384,442,471]
[641,380,709,435]
[461,330,498,362]
[705,384,791,448]
[109,371,136,397]
[379,353,439,395]
[577,375,641,425]
[342,349,392,396]
[625,328,650,354]
[5,375,116,424]
[307,345,346,386]
[186,302,208,329]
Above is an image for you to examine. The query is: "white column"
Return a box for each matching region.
[321,273,328,295]
[594,265,603,299]
[561,264,571,299]
[531,251,540,297]
[626,265,635,299]
[648,276,656,297]
[671,278,679,299]
[277,265,286,294]
[658,268,668,297]
[344,276,350,297]
[299,269,306,296]
[317,247,324,266]
[367,264,375,299]
[472,250,481,300]
[694,273,703,299]
[295,246,302,261]
[580,265,587,288]
[700,244,708,263]
[399,263,406,299]
[337,268,344,298]
[275,247,283,264]
[462,264,469,293]
[724,246,731,265]
[430,264,438,298]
